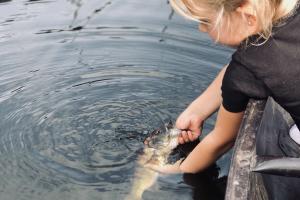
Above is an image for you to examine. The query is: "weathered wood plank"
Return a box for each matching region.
[225,99,266,200]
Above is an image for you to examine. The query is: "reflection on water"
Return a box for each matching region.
[0,0,233,199]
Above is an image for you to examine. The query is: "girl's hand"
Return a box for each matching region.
[175,66,227,144]
[176,109,204,144]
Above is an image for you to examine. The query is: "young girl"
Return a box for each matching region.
[149,0,300,174]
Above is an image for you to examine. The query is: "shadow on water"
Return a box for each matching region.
[0,0,11,4]
[176,142,227,200]
[184,173,227,200]
[182,157,227,200]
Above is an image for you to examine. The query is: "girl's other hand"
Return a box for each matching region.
[176,109,204,144]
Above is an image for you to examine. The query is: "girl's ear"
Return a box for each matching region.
[236,2,257,27]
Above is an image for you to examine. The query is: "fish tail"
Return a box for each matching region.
[125,167,158,200]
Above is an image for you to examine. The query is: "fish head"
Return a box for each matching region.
[146,121,181,150]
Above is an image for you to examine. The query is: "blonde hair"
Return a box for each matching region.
[170,0,296,42]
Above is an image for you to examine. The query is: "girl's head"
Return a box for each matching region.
[170,0,298,46]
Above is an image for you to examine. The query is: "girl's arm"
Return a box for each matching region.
[179,105,244,173]
[176,65,228,143]
[187,65,228,120]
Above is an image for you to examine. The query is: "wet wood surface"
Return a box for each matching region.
[225,99,266,200]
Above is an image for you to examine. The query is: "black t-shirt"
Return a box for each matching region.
[221,4,300,128]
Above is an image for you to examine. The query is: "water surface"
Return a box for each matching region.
[0,0,233,199]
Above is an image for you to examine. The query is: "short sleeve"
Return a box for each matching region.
[221,52,270,113]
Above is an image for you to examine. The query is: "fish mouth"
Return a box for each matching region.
[144,121,180,149]
[145,130,171,149]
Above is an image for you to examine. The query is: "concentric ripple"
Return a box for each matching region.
[0,0,233,199]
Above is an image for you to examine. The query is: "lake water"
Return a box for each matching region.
[0,0,233,199]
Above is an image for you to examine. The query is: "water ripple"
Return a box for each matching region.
[0,0,232,199]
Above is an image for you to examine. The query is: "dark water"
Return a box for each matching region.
[0,0,233,199]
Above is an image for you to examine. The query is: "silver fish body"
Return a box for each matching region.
[125,123,181,200]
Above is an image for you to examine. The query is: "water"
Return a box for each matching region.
[0,0,233,199]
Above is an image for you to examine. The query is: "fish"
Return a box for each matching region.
[125,121,182,200]
[252,156,300,177]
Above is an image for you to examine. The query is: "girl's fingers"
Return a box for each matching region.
[178,137,185,144]
[181,131,190,142]
[194,130,201,140]
[144,137,151,145]
[187,131,194,141]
